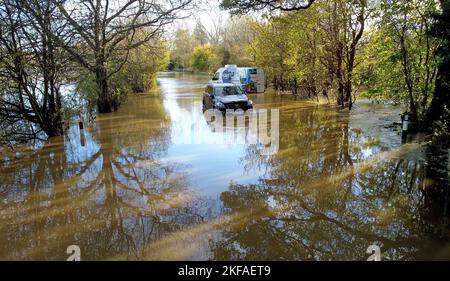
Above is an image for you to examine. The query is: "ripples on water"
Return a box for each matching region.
[0,72,449,260]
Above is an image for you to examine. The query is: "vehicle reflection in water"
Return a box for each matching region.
[0,72,449,260]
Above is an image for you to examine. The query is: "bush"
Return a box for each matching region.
[118,40,169,93]
[191,44,219,73]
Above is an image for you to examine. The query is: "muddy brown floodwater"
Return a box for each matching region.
[0,73,449,260]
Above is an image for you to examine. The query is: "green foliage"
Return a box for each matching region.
[358,29,405,103]
[191,44,219,73]
[358,0,441,121]
[247,1,339,97]
[170,18,254,72]
[77,37,169,107]
[116,39,170,93]
[76,73,97,102]
[72,38,169,124]
[243,0,442,121]
[170,0,447,130]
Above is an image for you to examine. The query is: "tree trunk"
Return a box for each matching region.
[96,65,114,113]
[425,56,450,132]
[345,9,365,111]
[398,23,420,131]
[293,78,298,96]
[345,48,356,110]
[336,42,345,108]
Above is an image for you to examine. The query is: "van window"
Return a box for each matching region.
[249,68,257,75]
[212,72,220,81]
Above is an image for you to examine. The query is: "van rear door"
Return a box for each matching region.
[248,68,265,93]
[255,68,265,93]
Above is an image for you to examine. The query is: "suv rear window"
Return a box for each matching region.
[214,86,243,96]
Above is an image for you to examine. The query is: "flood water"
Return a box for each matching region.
[0,73,449,260]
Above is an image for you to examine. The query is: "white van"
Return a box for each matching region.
[211,65,265,93]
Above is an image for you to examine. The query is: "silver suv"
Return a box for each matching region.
[202,83,253,112]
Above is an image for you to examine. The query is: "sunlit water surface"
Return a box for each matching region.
[1,73,449,260]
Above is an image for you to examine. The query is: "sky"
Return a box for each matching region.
[169,0,231,36]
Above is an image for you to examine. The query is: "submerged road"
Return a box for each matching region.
[0,72,448,260]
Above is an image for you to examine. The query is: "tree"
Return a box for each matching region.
[0,0,68,138]
[318,0,368,109]
[201,10,225,45]
[358,0,441,131]
[221,18,254,66]
[170,16,254,71]
[221,0,316,14]
[118,36,169,93]
[191,44,218,73]
[248,18,296,92]
[47,0,193,113]
[170,28,196,69]
[425,0,450,133]
[245,0,367,107]
[193,20,209,45]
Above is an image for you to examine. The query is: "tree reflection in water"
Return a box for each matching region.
[1,88,449,261]
[0,95,210,260]
[213,105,450,261]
